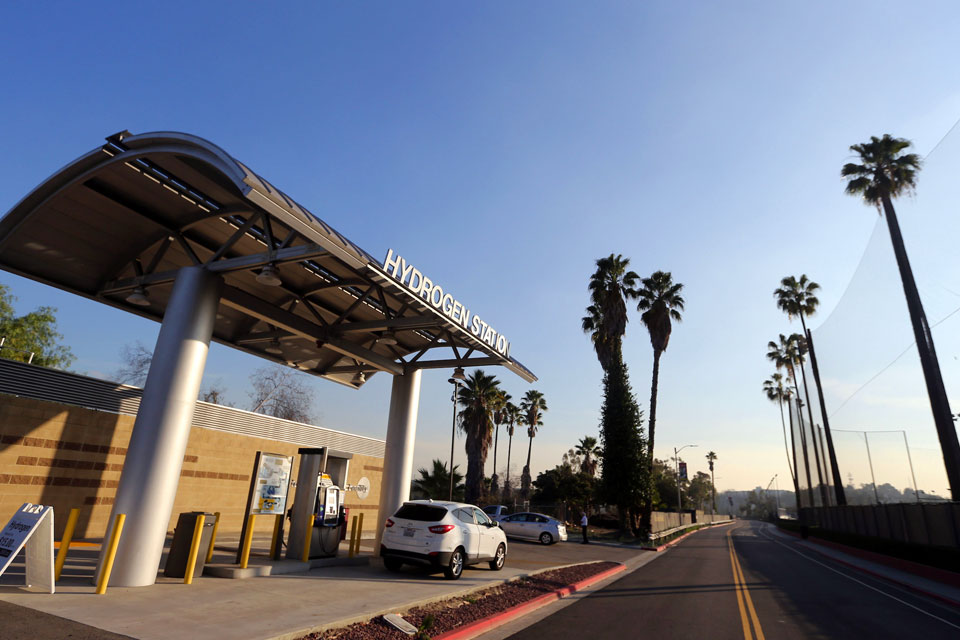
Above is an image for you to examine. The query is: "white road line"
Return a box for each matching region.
[756,524,960,631]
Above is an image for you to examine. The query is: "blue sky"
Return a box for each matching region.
[2,2,960,492]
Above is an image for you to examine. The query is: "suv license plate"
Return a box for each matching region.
[404,527,416,537]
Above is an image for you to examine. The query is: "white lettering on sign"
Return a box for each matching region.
[383,249,511,357]
[0,502,55,593]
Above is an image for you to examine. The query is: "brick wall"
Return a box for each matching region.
[0,394,383,540]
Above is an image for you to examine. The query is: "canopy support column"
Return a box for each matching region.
[96,266,223,587]
[374,370,422,554]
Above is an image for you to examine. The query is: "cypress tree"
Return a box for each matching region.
[598,355,649,536]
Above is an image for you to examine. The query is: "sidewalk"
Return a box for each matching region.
[0,534,647,640]
[764,523,960,606]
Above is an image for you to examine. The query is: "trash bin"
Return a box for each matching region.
[164,512,216,578]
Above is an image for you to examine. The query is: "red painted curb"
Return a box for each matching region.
[780,536,960,608]
[774,526,960,590]
[432,563,627,640]
[801,543,960,609]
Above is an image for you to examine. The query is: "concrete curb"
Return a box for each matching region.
[432,563,628,640]
[641,520,736,552]
[265,561,595,640]
[582,519,735,551]
[771,526,960,609]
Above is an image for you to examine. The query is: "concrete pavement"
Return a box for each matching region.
[0,536,646,640]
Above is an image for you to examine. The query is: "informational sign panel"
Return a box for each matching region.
[679,462,688,481]
[0,503,54,593]
[249,453,294,515]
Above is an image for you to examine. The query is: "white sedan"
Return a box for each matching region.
[497,512,567,544]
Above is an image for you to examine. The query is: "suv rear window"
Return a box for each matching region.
[394,504,448,522]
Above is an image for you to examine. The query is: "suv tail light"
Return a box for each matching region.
[385,518,394,528]
[428,524,455,534]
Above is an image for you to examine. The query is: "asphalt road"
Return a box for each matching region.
[507,521,960,640]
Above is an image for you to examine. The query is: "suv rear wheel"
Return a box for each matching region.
[444,547,464,580]
[489,543,506,571]
[384,557,403,572]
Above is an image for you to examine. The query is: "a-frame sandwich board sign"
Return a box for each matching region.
[0,503,55,593]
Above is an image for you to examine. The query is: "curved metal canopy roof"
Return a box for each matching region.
[0,131,535,388]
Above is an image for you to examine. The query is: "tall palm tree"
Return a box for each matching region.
[457,370,501,503]
[489,390,511,496]
[636,271,684,496]
[791,333,830,503]
[767,334,816,508]
[775,275,845,505]
[502,401,520,501]
[582,254,640,372]
[843,134,960,500]
[575,436,602,477]
[763,373,801,504]
[519,389,547,500]
[413,460,464,501]
[705,451,717,513]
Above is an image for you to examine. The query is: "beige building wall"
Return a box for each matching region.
[0,394,383,541]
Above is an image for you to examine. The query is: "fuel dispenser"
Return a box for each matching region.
[316,474,342,526]
[287,448,348,560]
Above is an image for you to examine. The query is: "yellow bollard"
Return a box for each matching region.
[269,514,283,559]
[239,514,256,569]
[183,514,206,585]
[355,512,364,555]
[301,515,315,563]
[348,515,358,558]
[96,514,125,595]
[205,511,221,564]
[55,507,80,580]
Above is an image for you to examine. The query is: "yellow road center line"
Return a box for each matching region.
[728,531,753,639]
[733,541,766,640]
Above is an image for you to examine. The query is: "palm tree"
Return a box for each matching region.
[502,401,520,501]
[457,370,501,504]
[767,334,816,508]
[575,436,602,477]
[582,254,640,371]
[705,451,717,513]
[775,275,845,505]
[413,460,464,501]
[489,390,511,496]
[763,373,801,504]
[519,389,547,500]
[763,373,797,485]
[843,134,960,500]
[636,271,684,516]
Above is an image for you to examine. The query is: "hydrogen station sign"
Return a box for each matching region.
[382,249,511,357]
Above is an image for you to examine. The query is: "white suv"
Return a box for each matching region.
[380,500,508,580]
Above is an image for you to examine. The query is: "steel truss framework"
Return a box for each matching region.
[0,131,535,388]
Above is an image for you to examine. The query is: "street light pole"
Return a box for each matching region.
[674,444,697,521]
[448,367,467,501]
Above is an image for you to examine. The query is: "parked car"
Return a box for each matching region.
[497,512,567,545]
[482,504,511,519]
[380,500,508,580]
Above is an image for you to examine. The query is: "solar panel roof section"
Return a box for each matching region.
[0,130,537,387]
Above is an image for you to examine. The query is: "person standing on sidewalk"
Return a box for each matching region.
[580,511,589,544]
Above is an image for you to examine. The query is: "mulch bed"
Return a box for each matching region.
[304,561,619,640]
